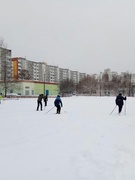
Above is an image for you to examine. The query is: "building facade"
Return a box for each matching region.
[45,65,59,83]
[0,47,12,81]
[15,80,58,96]
[0,80,58,96]
[12,57,86,84]
[12,57,47,82]
[59,68,71,82]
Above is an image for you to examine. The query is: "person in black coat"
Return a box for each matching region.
[115,93,127,113]
[37,94,44,111]
[54,95,63,114]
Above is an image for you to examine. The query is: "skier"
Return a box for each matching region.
[54,95,63,114]
[44,95,48,106]
[37,94,44,111]
[115,93,126,114]
[0,93,3,104]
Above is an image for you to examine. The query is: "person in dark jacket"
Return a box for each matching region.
[44,95,48,106]
[54,95,63,114]
[115,93,126,113]
[37,94,44,111]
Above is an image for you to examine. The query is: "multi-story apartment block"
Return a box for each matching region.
[70,70,79,84]
[39,62,47,82]
[12,57,87,85]
[12,57,26,79]
[12,57,47,82]
[33,61,40,81]
[27,60,47,82]
[78,72,86,81]
[46,65,59,83]
[59,68,71,82]
[131,74,135,84]
[0,47,12,81]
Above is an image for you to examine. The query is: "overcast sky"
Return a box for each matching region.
[1,0,135,74]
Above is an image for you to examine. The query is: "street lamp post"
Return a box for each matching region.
[44,68,48,95]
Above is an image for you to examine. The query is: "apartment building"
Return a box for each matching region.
[12,57,87,85]
[12,57,26,79]
[59,68,86,84]
[0,47,12,81]
[78,72,86,82]
[59,68,70,82]
[12,57,47,82]
[131,74,135,84]
[70,70,79,84]
[45,65,59,83]
[0,49,86,96]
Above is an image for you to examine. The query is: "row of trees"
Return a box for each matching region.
[59,72,134,96]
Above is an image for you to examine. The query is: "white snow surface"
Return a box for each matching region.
[0,96,135,180]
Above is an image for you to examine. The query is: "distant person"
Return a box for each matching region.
[37,94,44,111]
[44,95,48,106]
[54,95,63,114]
[115,93,126,113]
[0,93,3,104]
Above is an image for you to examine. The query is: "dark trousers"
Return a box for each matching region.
[44,100,47,106]
[37,101,42,111]
[56,105,61,114]
[118,105,123,113]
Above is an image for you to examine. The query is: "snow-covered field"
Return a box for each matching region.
[0,96,135,180]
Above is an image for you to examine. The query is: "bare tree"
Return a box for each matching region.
[18,69,31,80]
[109,74,121,95]
[121,72,132,96]
[77,75,98,95]
[59,79,75,96]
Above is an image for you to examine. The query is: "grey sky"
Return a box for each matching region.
[1,0,135,74]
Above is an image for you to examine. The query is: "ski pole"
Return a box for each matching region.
[46,106,55,114]
[110,105,117,115]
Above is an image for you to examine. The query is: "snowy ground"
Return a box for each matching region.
[0,96,135,180]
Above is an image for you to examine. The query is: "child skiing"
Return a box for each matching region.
[0,93,3,104]
[54,95,63,114]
